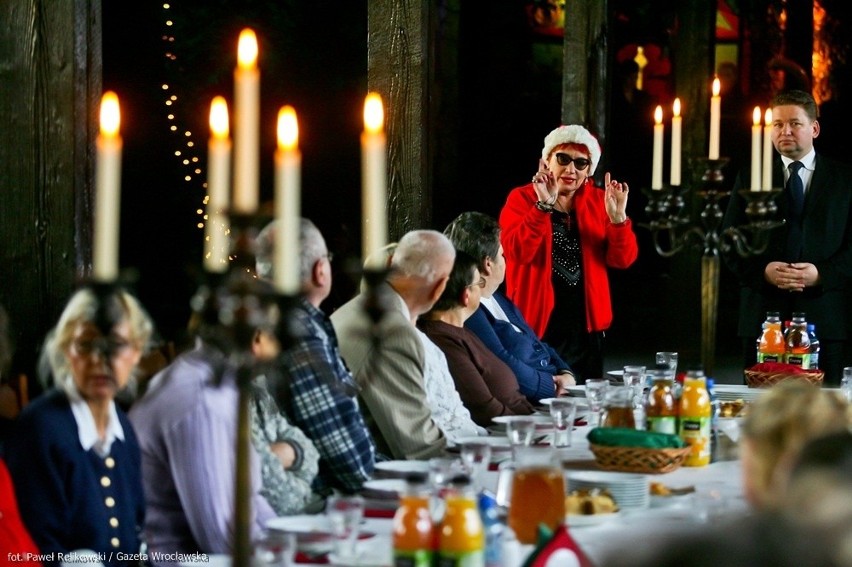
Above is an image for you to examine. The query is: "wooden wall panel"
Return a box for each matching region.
[0,1,99,377]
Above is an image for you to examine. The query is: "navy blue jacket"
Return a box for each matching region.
[5,389,145,566]
[465,292,571,402]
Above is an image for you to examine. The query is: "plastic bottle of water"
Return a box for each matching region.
[477,492,503,567]
[807,324,820,370]
[705,377,721,463]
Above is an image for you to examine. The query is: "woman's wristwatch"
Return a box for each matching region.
[535,201,554,213]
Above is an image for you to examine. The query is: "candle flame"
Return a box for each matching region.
[364,92,384,134]
[654,105,663,124]
[765,108,773,125]
[209,96,229,139]
[673,98,681,117]
[277,106,299,151]
[237,29,258,70]
[753,106,761,126]
[100,91,121,137]
[712,76,721,97]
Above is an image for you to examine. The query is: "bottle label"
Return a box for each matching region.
[678,417,711,466]
[757,353,782,363]
[784,353,811,368]
[437,550,485,567]
[395,550,434,567]
[646,416,677,434]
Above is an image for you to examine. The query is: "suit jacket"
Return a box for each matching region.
[722,153,852,339]
[465,292,570,402]
[330,283,447,460]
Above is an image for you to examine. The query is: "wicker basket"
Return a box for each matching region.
[744,369,824,388]
[589,444,693,474]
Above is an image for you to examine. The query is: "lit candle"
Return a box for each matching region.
[205,96,231,273]
[762,109,773,190]
[709,77,721,160]
[233,28,259,214]
[94,91,122,282]
[274,106,301,294]
[750,106,762,191]
[670,98,682,186]
[361,92,388,266]
[652,105,664,190]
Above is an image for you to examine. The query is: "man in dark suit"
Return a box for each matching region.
[723,89,852,385]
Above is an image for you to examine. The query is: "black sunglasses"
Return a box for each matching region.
[554,153,591,170]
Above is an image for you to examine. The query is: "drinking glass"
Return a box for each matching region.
[842,367,852,402]
[656,351,679,375]
[505,416,536,459]
[584,379,609,427]
[254,531,295,567]
[549,398,577,448]
[326,495,364,561]
[460,441,492,491]
[623,365,646,409]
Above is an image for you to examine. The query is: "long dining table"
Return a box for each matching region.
[299,420,748,566]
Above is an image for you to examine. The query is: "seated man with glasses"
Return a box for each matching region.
[418,251,534,426]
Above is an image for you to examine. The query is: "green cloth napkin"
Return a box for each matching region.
[587,427,685,449]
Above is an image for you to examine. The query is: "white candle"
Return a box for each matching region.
[233,29,259,214]
[652,105,664,190]
[274,106,301,294]
[94,91,122,282]
[762,109,774,190]
[361,93,388,266]
[750,106,762,191]
[709,77,721,160]
[205,97,231,273]
[670,98,682,186]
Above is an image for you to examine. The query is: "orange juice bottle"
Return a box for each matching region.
[756,311,785,363]
[678,370,711,467]
[393,473,435,567]
[438,475,484,567]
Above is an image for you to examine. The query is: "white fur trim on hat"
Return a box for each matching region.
[541,125,601,175]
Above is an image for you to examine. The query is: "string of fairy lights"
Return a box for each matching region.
[158,3,215,245]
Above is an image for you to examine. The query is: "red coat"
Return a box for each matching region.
[0,459,41,566]
[499,182,638,337]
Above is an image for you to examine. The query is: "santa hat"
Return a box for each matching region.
[541,125,601,175]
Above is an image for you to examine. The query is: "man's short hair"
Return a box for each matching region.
[391,230,455,284]
[771,89,819,121]
[255,218,327,283]
[444,212,501,271]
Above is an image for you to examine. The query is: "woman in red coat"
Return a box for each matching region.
[499,124,638,382]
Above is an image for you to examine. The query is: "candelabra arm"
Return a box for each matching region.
[233,361,255,567]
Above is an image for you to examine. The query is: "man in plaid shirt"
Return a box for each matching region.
[256,219,376,495]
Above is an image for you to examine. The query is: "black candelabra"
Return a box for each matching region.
[642,157,784,375]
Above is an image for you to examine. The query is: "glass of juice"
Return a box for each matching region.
[507,446,566,545]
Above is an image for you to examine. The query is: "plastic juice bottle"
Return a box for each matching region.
[784,312,811,368]
[756,311,785,363]
[438,475,484,567]
[645,370,677,434]
[678,370,711,467]
[394,473,436,567]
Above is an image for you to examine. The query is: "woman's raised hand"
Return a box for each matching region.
[604,172,629,224]
[531,159,557,204]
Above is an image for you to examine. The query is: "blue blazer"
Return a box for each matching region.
[465,292,571,402]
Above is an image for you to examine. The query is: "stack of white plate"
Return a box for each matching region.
[713,384,764,402]
[566,471,650,510]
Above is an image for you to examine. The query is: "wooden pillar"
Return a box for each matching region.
[0,1,99,376]
[563,0,608,142]
[367,0,434,240]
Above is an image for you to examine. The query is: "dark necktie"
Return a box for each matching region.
[785,161,805,260]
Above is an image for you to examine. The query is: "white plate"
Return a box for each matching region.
[450,436,513,450]
[374,460,431,476]
[266,514,330,534]
[566,512,620,527]
[362,478,407,496]
[492,414,553,425]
